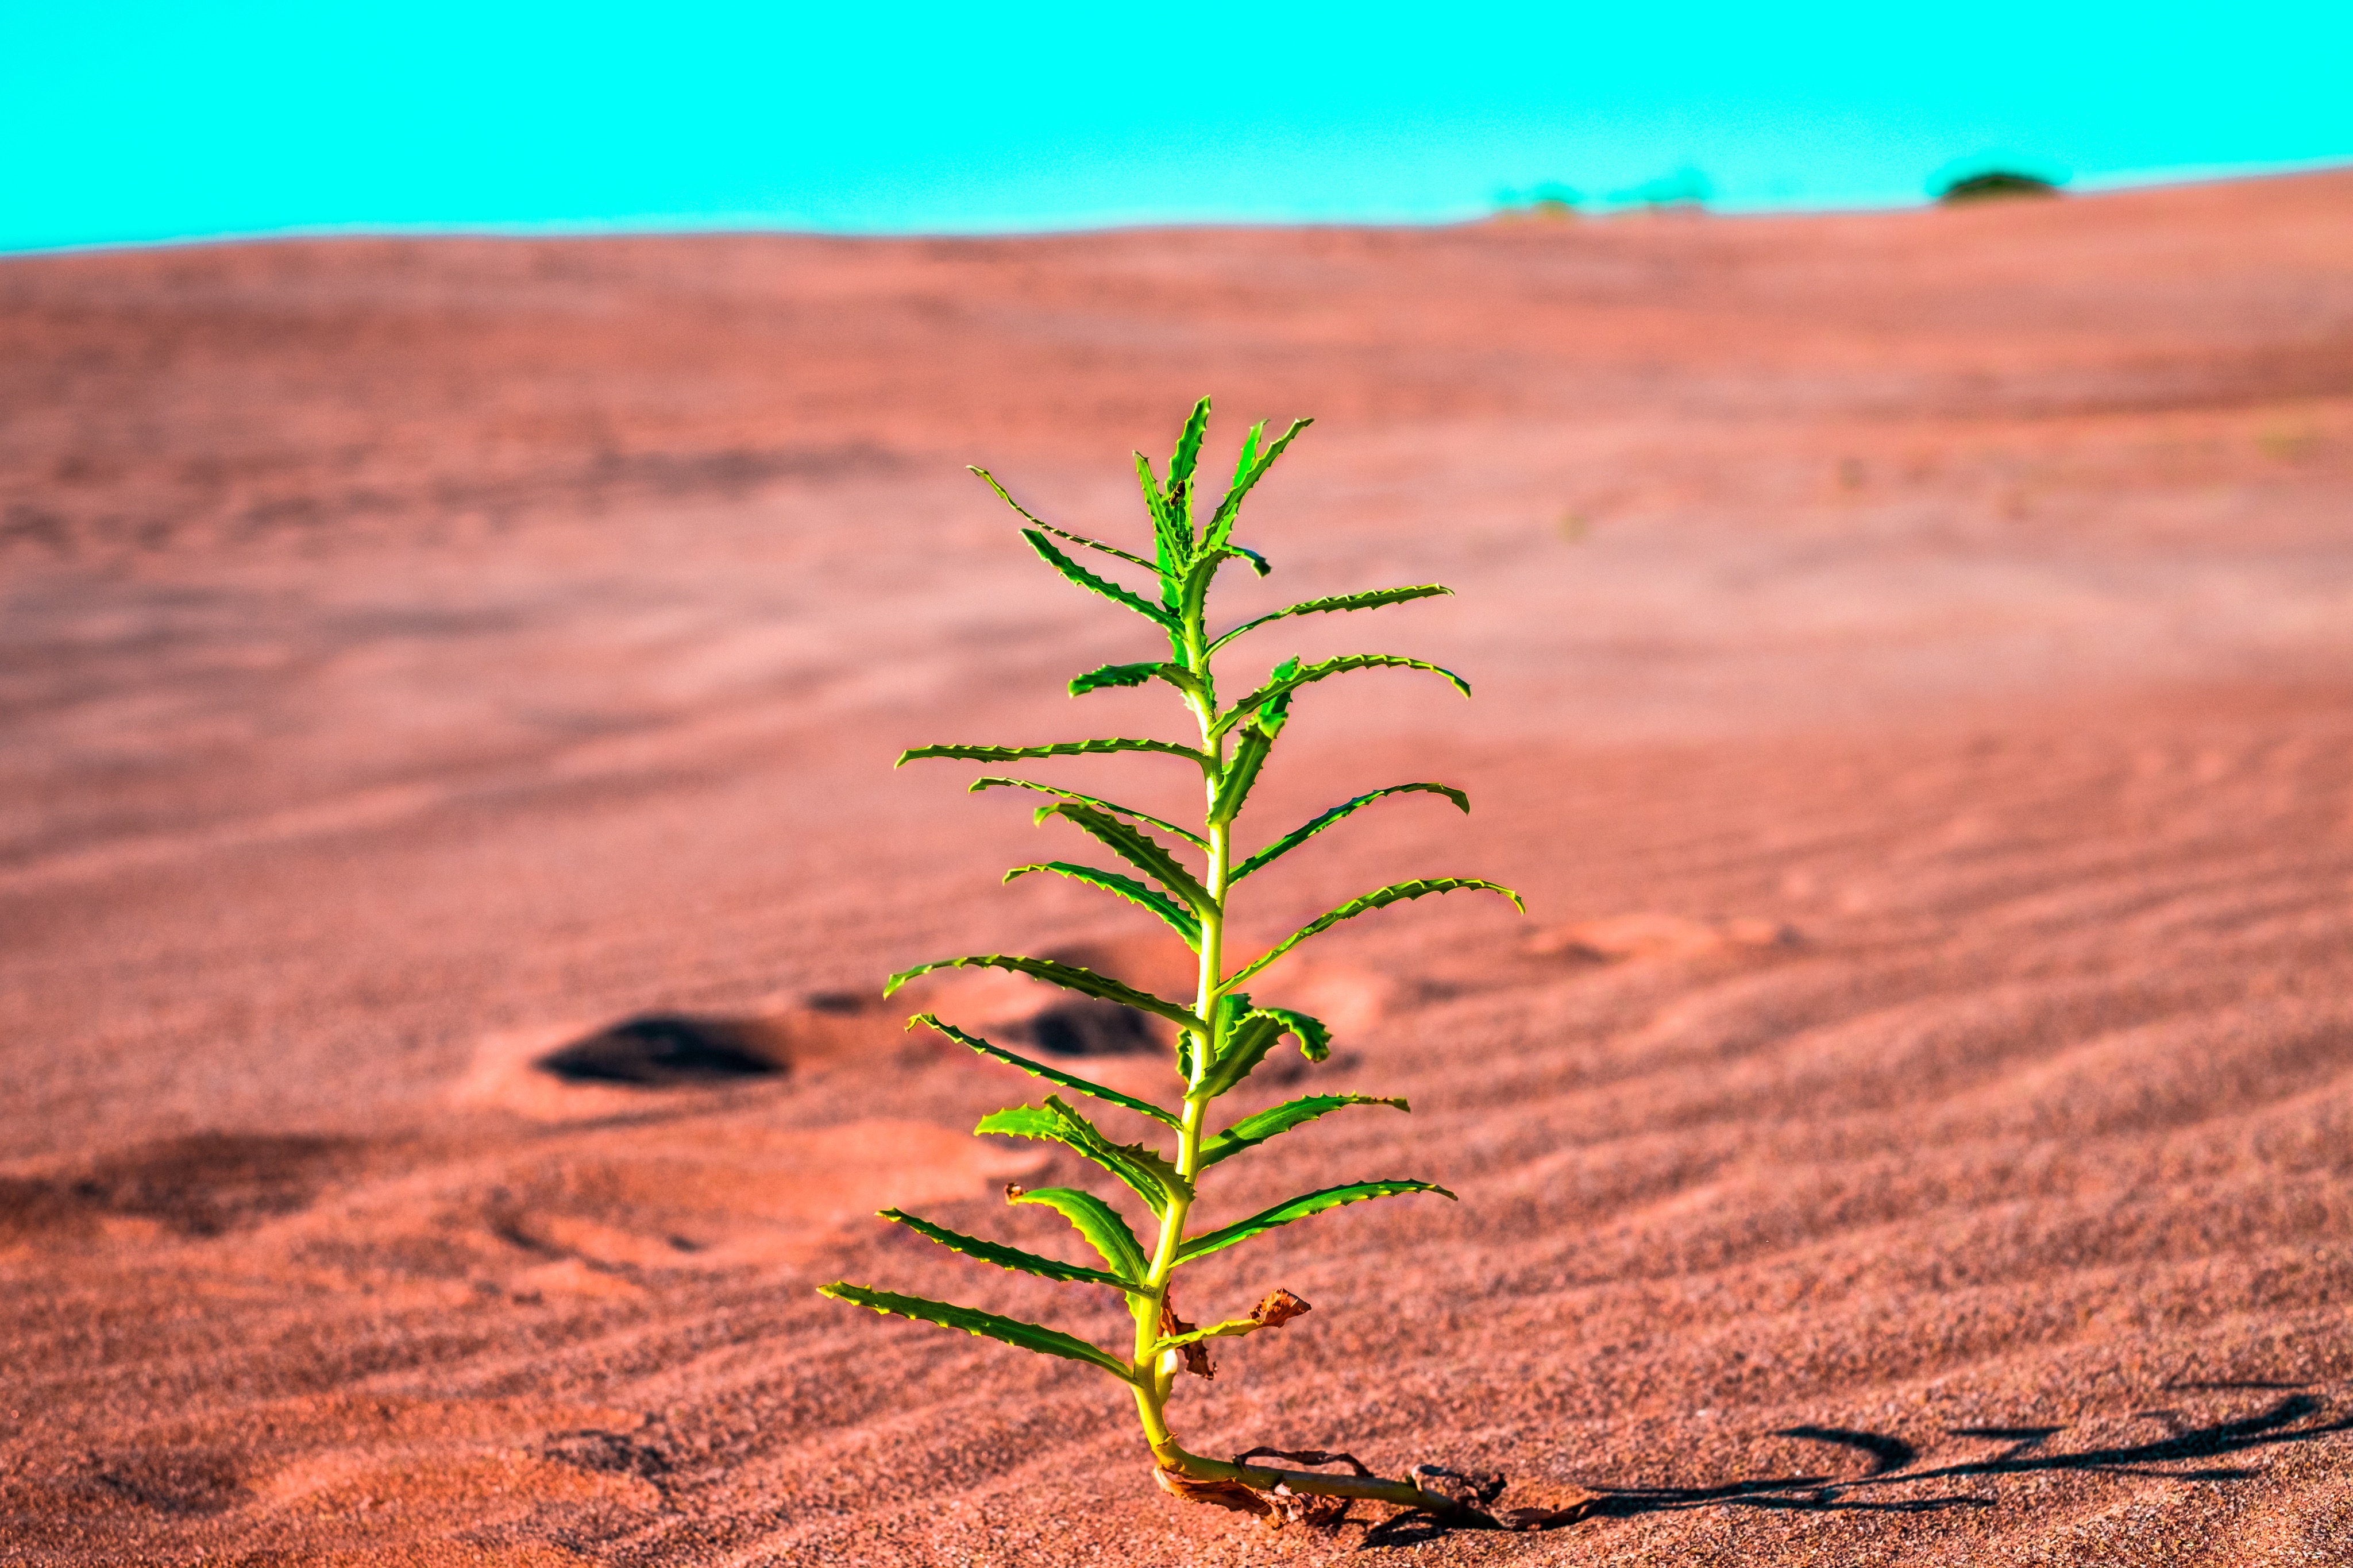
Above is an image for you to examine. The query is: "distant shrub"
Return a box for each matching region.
[1931,161,2066,205]
[1606,167,1712,211]
[1494,180,1583,220]
[1495,168,1711,221]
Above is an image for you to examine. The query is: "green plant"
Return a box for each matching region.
[820,398,1521,1524]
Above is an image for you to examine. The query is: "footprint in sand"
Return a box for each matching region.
[453,989,908,1123]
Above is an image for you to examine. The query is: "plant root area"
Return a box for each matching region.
[5,172,2353,1565]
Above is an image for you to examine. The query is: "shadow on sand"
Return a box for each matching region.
[1357,1392,2348,1549]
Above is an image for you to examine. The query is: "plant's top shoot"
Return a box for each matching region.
[820,397,1525,1527]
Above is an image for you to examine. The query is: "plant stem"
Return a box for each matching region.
[1127,576,1226,1447]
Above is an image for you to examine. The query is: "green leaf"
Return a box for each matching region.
[1230,782,1470,882]
[1252,662,1301,733]
[1004,862,1201,948]
[1233,422,1263,484]
[1213,654,1471,740]
[1207,584,1453,655]
[886,953,1206,1034]
[880,1208,1141,1294]
[1201,1013,1278,1099]
[1133,452,1190,574]
[908,1013,1181,1127]
[1172,539,1272,629]
[1205,661,1298,827]
[1247,1006,1331,1062]
[967,777,1206,849]
[1204,416,1311,550]
[1168,396,1212,489]
[817,1282,1132,1378]
[1197,1094,1409,1169]
[1226,878,1525,988]
[1034,801,1215,916]
[1175,1179,1456,1264]
[898,737,1213,771]
[976,1096,1195,1218]
[1069,661,1207,701]
[1009,1185,1151,1281]
[969,466,1156,570]
[1199,1005,1329,1098]
[1208,723,1276,826]
[1069,661,1154,693]
[1024,528,1179,628]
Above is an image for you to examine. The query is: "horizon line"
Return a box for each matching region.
[6,155,2347,262]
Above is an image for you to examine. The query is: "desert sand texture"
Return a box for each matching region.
[4,170,2353,1566]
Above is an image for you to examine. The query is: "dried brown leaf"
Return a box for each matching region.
[1159,1291,1215,1378]
[1249,1287,1311,1328]
[1154,1467,1268,1515]
[1263,1481,1351,1530]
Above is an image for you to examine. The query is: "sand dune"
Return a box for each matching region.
[3,172,2352,1563]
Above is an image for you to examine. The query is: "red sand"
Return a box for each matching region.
[4,172,2352,1565]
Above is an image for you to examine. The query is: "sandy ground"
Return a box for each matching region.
[4,171,2352,1565]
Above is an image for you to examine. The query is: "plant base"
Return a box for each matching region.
[1151,1442,1598,1532]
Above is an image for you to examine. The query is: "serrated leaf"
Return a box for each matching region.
[1174,547,1224,625]
[1197,1095,1409,1169]
[1207,584,1453,655]
[1243,655,1303,738]
[880,1208,1141,1294]
[1004,862,1201,948]
[898,737,1213,771]
[908,1013,1180,1127]
[1233,422,1263,485]
[1207,722,1274,827]
[1205,659,1298,827]
[1068,661,1155,694]
[1204,416,1311,551]
[817,1282,1132,1378]
[976,1096,1194,1217]
[1009,1185,1151,1281]
[1132,452,1190,578]
[967,777,1207,849]
[1069,661,1206,702]
[1199,1005,1329,1099]
[969,467,1155,570]
[1201,1014,1278,1099]
[1172,539,1273,629]
[1255,666,1301,732]
[1213,654,1471,740]
[1035,802,1214,916]
[1175,1180,1456,1264]
[1024,527,1178,628]
[1227,878,1525,988]
[1248,1006,1331,1061]
[886,953,1206,1033]
[1194,990,1254,1088]
[1230,782,1470,882]
[1169,396,1212,489]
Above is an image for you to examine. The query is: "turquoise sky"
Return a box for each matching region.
[5,1,2348,252]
